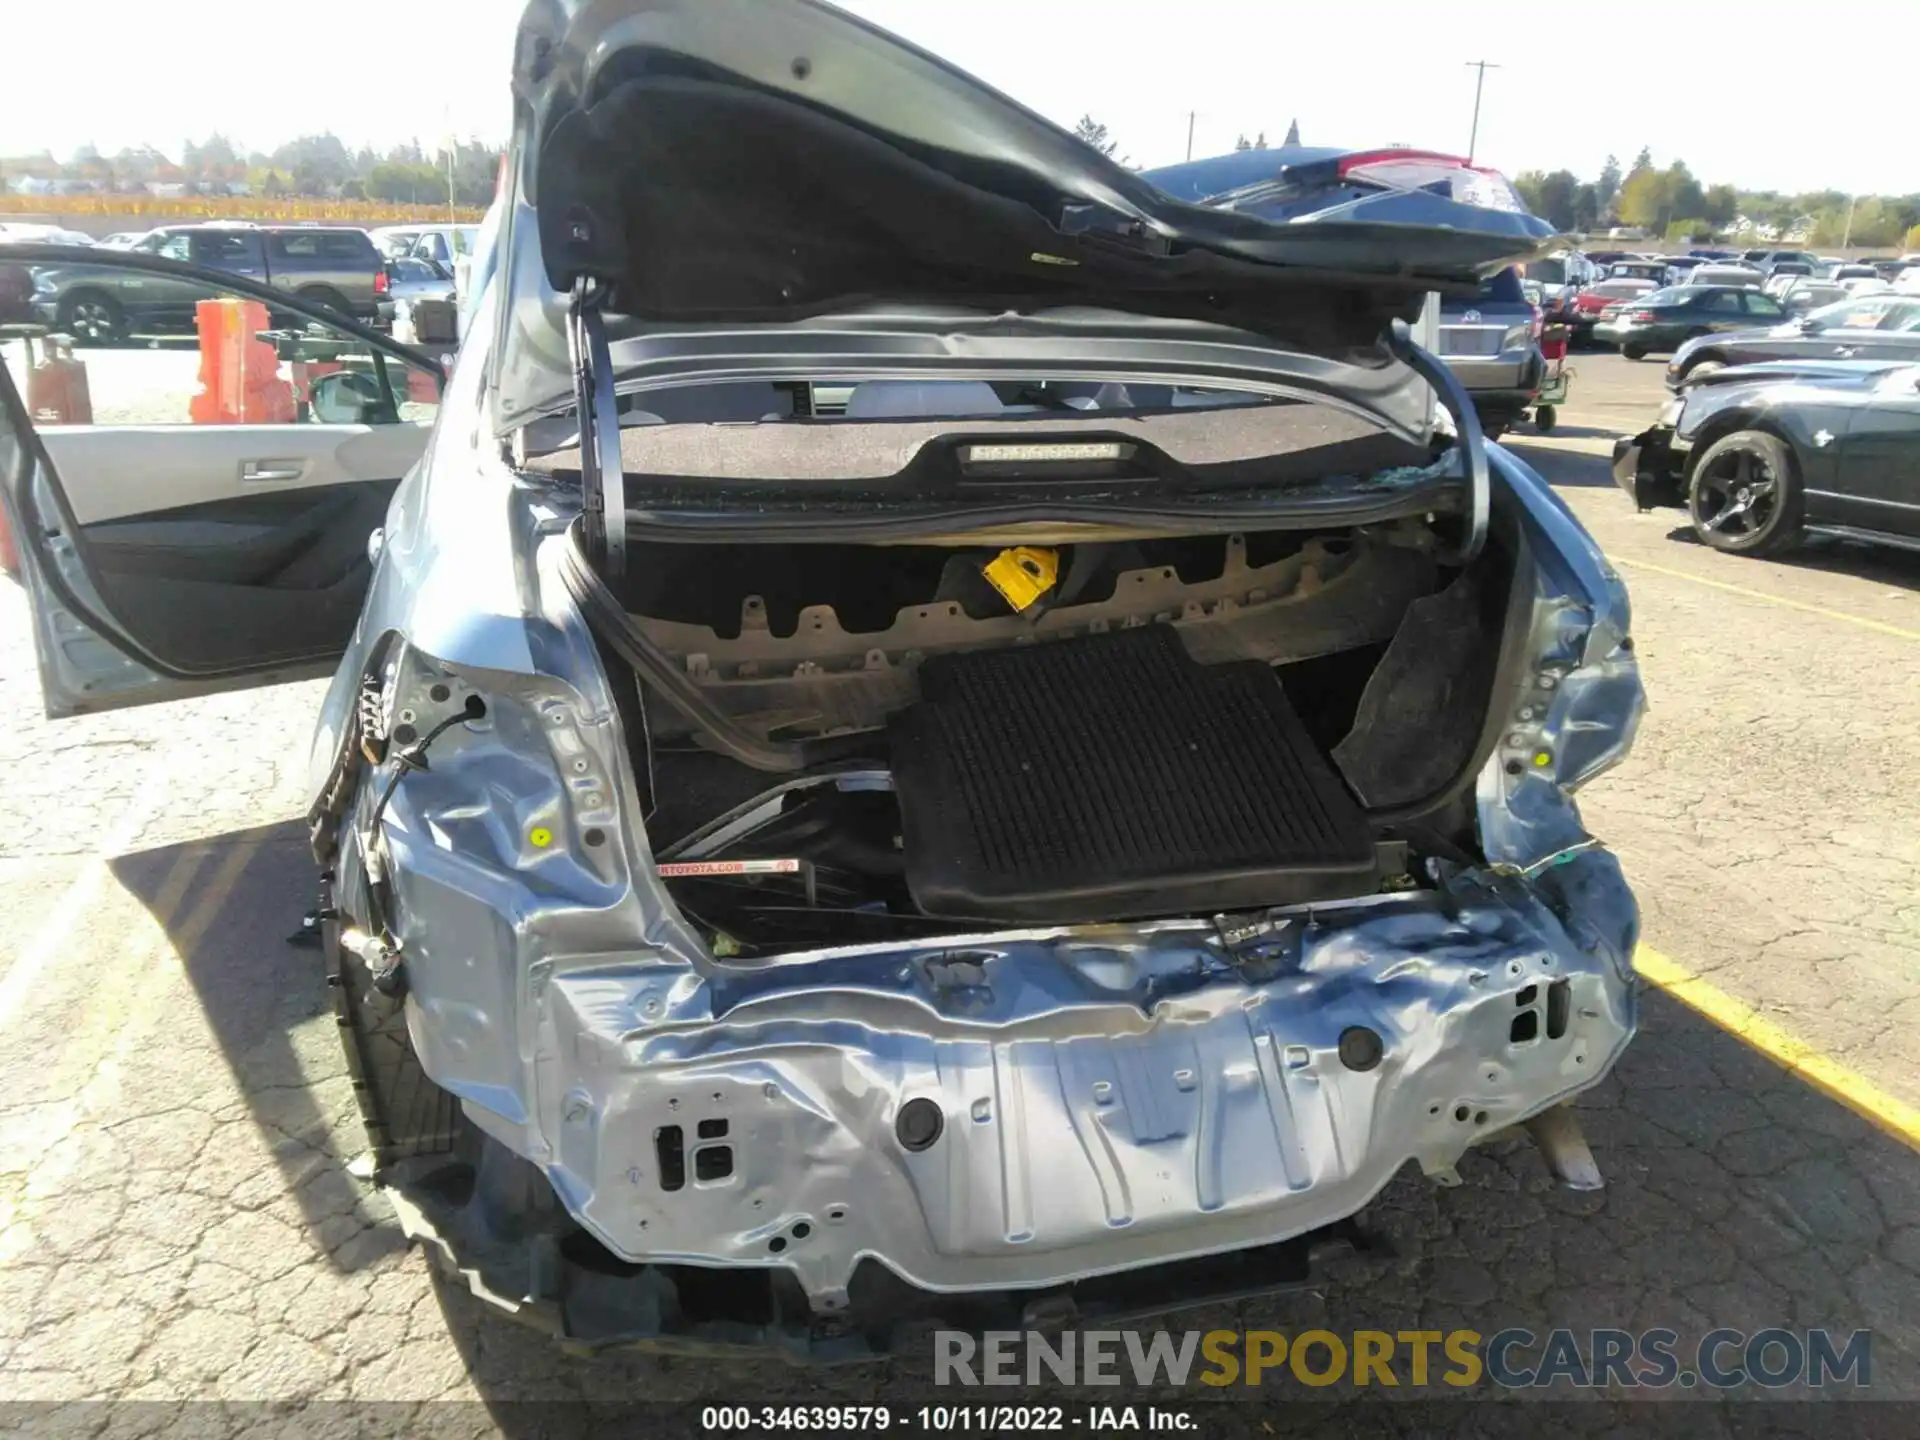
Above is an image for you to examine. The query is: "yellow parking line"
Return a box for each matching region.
[1637,946,1920,1150]
[1611,556,1920,642]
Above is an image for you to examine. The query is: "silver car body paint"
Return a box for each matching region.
[293,0,1640,1296]
[307,266,1644,1293]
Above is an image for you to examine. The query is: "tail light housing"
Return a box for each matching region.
[373,267,391,296]
[1626,309,1657,324]
[1230,148,1530,216]
[1317,150,1527,213]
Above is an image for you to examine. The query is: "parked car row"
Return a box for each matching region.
[9,221,466,344]
[1594,285,1789,360]
[1544,241,1920,361]
[1614,283,1920,559]
[1666,292,1920,383]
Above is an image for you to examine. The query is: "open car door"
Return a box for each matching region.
[0,245,445,718]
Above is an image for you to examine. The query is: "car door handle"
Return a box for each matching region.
[240,460,306,483]
[1834,346,1858,357]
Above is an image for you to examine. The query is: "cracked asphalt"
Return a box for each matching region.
[2,352,1918,1435]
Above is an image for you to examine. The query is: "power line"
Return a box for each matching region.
[1463,60,1501,164]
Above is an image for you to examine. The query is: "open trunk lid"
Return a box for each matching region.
[514,0,1555,327]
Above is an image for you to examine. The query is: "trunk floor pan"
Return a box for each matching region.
[889,624,1377,922]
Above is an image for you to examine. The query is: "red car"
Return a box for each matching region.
[1568,278,1658,343]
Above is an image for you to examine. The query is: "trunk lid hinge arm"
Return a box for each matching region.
[1389,317,1488,567]
[567,276,626,577]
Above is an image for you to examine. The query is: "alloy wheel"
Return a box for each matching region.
[1693,447,1777,537]
[66,300,117,343]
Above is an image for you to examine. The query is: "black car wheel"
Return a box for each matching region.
[1688,430,1803,557]
[56,290,126,346]
[296,286,353,320]
[1621,342,1648,361]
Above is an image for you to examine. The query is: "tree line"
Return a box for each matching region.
[22,129,1920,251]
[3,133,505,207]
[1515,149,1920,249]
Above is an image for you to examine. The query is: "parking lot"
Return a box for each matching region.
[3,351,1919,1430]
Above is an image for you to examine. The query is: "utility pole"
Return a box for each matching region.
[444,106,459,224]
[1186,110,1196,163]
[1841,194,1857,249]
[1463,60,1501,164]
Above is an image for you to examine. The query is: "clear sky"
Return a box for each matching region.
[4,0,1915,197]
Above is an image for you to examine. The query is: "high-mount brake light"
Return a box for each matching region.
[1333,148,1489,177]
[1281,149,1528,215]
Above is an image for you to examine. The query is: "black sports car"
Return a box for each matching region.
[1613,359,1920,556]
[1665,292,1920,386]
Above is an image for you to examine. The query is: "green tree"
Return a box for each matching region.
[1702,184,1739,227]
[1814,199,1901,249]
[1616,159,1667,229]
[1595,154,1622,215]
[1737,191,1793,234]
[366,161,439,203]
[1571,182,1600,233]
[272,133,352,195]
[1663,162,1704,225]
[1516,169,1580,230]
[1072,115,1118,158]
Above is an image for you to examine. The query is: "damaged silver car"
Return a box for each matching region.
[0,0,1644,1357]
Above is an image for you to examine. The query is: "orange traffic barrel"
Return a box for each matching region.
[190,298,293,425]
[27,334,92,426]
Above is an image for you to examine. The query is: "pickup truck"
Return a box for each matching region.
[30,224,386,344]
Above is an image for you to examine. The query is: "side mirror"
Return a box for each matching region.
[310,370,397,425]
[1795,315,1820,333]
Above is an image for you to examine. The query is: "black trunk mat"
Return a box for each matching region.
[888,625,1377,922]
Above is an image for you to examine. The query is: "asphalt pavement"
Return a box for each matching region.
[1,351,1918,1433]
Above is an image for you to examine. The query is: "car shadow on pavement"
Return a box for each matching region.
[416,986,1920,1428]
[108,817,408,1277]
[1779,540,1920,593]
[1662,524,1920,591]
[1517,423,1619,442]
[1504,442,1620,488]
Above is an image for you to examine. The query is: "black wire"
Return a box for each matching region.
[361,695,487,941]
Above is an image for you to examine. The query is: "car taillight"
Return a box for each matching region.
[373,268,390,296]
[1626,310,1656,323]
[1283,148,1527,213]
